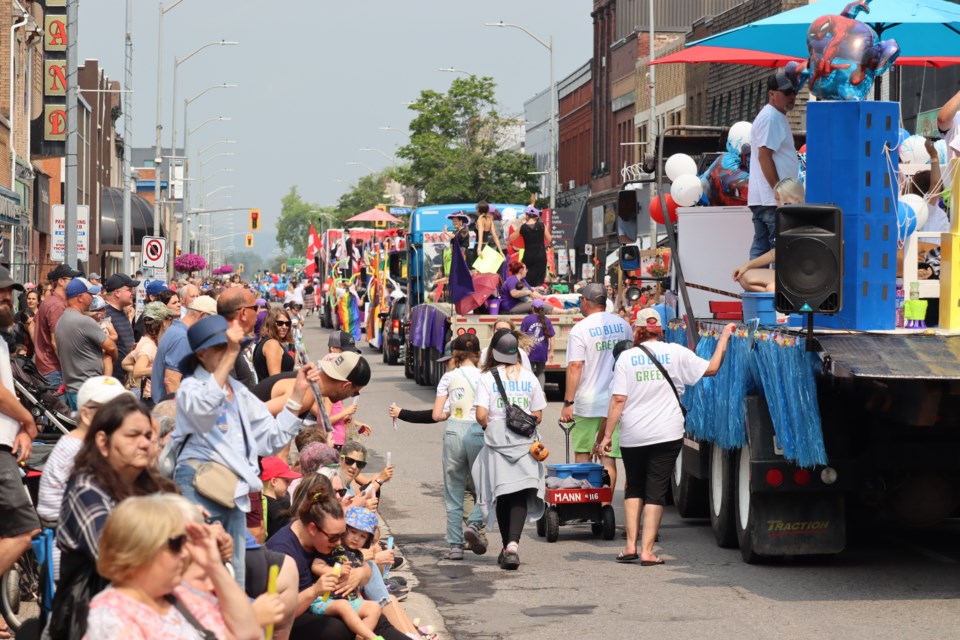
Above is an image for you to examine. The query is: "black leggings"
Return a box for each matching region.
[496,489,534,547]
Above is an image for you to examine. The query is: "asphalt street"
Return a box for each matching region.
[301,322,960,640]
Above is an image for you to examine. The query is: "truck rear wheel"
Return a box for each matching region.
[403,344,414,379]
[710,445,738,548]
[672,449,708,518]
[734,443,767,564]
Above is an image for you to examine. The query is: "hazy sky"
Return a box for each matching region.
[78,1,592,256]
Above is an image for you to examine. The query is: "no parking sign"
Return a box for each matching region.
[142,236,166,269]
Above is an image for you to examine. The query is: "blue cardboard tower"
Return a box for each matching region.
[804,101,899,331]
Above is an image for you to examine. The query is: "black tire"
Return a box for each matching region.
[734,443,768,564]
[600,504,616,540]
[0,552,41,632]
[545,508,560,543]
[591,522,602,536]
[382,339,389,363]
[414,348,426,386]
[387,341,400,366]
[536,515,546,538]
[709,445,738,548]
[671,449,709,519]
[426,348,440,387]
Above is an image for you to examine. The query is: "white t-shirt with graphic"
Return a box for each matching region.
[566,311,632,418]
[612,342,710,448]
[475,366,547,422]
[436,366,482,422]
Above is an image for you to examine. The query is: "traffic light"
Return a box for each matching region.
[175,247,182,257]
[249,209,260,231]
[281,262,287,273]
[245,233,254,248]
[238,263,244,273]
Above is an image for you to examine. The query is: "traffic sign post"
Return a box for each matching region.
[142,236,167,269]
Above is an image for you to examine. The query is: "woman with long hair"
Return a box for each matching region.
[253,307,297,380]
[508,206,551,287]
[475,201,503,258]
[520,299,555,388]
[473,329,547,571]
[122,301,174,402]
[599,310,735,564]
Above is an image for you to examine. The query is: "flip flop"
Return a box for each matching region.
[615,551,639,563]
[641,557,665,566]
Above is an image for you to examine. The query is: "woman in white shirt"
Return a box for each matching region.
[433,333,486,561]
[473,329,547,571]
[600,309,734,565]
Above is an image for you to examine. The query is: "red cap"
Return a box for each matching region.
[261,456,301,482]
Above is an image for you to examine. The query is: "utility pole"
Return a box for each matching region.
[64,0,78,267]
[648,0,658,247]
[122,0,133,272]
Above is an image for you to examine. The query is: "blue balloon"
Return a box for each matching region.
[897,128,910,151]
[897,200,917,240]
[803,2,900,101]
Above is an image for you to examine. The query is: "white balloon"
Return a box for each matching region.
[900,193,928,230]
[935,138,948,165]
[671,174,704,207]
[727,121,753,154]
[899,135,928,165]
[665,154,698,181]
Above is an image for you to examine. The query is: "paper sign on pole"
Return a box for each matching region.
[51,205,89,262]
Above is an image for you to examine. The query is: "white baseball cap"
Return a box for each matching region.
[76,376,133,410]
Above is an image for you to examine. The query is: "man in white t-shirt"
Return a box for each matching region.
[747,71,799,259]
[560,283,631,496]
[937,89,960,187]
[0,266,41,608]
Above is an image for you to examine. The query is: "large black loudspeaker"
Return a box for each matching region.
[774,205,843,314]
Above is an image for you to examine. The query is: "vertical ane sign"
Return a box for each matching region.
[51,205,89,262]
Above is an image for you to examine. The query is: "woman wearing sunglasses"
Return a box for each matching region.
[336,441,393,504]
[253,307,297,380]
[266,478,410,640]
[85,494,259,640]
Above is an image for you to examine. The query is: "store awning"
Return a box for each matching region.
[100,187,165,250]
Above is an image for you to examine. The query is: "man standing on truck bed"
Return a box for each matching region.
[560,283,631,497]
[747,71,799,259]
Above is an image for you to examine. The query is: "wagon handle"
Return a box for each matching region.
[557,420,575,464]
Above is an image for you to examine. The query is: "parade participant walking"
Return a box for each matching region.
[35,263,80,387]
[560,283,631,496]
[520,299,555,388]
[600,310,735,565]
[102,273,140,377]
[432,334,487,560]
[508,206,550,287]
[473,329,547,570]
[55,278,117,409]
[172,315,322,586]
[747,71,799,259]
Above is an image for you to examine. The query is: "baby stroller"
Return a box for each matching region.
[11,355,75,436]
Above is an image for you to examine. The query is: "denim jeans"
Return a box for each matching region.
[175,463,247,587]
[749,205,778,259]
[442,419,484,545]
[43,370,62,389]
[361,561,391,607]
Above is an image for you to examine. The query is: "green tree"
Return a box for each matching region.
[396,75,537,204]
[269,253,290,274]
[276,186,333,255]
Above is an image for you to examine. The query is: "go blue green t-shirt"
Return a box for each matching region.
[566,312,631,417]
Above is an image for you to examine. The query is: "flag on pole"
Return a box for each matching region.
[305,224,320,277]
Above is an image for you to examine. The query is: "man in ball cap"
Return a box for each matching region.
[55,278,116,409]
[328,330,361,354]
[747,69,800,260]
[103,273,141,379]
[319,351,371,402]
[561,281,631,499]
[34,263,81,387]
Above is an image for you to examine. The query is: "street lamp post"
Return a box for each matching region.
[379,126,408,137]
[438,67,473,76]
[198,139,236,157]
[486,21,556,211]
[153,0,186,238]
[346,161,376,174]
[359,147,396,166]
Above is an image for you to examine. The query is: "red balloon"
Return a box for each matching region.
[650,194,679,224]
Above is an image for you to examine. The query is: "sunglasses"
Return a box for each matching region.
[276,320,291,327]
[317,528,344,544]
[780,88,797,97]
[167,533,188,554]
[241,304,258,312]
[342,455,367,470]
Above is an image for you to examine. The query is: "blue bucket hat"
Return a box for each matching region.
[344,506,378,542]
[187,315,229,353]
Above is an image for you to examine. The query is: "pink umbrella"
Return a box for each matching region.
[346,209,403,224]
